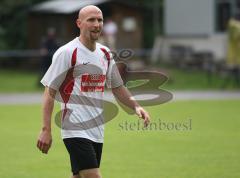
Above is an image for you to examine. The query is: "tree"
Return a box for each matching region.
[136,0,164,48]
[0,0,47,49]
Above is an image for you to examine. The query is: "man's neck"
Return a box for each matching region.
[79,36,96,51]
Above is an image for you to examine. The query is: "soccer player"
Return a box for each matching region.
[37,5,150,178]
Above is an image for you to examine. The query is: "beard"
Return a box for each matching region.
[90,31,101,41]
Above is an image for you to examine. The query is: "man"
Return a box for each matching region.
[103,18,118,50]
[38,27,59,81]
[37,5,150,178]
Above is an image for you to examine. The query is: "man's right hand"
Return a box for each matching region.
[37,129,52,154]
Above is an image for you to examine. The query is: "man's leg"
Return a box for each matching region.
[63,138,103,178]
[71,175,81,178]
[79,168,102,178]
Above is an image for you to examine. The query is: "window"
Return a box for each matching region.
[215,0,240,32]
[216,0,231,32]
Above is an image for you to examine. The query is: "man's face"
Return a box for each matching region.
[78,10,103,41]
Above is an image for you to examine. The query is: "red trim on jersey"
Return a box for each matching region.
[71,48,77,66]
[59,48,77,120]
[100,48,110,69]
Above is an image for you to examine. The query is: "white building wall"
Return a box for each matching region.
[156,0,227,61]
[157,34,227,61]
[165,0,215,35]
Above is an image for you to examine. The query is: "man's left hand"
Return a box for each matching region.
[135,106,150,127]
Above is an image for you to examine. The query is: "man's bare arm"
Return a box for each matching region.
[112,85,150,127]
[37,87,56,154]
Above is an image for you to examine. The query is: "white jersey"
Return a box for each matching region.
[41,37,123,143]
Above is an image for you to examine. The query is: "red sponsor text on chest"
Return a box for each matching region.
[81,74,106,92]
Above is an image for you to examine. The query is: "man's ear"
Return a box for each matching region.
[76,18,81,28]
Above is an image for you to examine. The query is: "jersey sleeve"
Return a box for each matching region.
[40,48,71,90]
[106,52,124,89]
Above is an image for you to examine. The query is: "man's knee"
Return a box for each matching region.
[79,168,102,178]
[82,173,101,178]
[71,174,81,178]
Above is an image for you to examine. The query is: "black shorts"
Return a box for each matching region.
[63,137,103,175]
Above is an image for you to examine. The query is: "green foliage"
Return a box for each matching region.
[0,0,47,49]
[0,0,164,49]
[138,0,164,48]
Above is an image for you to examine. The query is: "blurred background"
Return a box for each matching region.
[1,0,240,92]
[0,1,240,178]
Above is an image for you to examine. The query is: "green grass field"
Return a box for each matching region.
[0,100,240,178]
[0,66,239,93]
[0,69,42,93]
